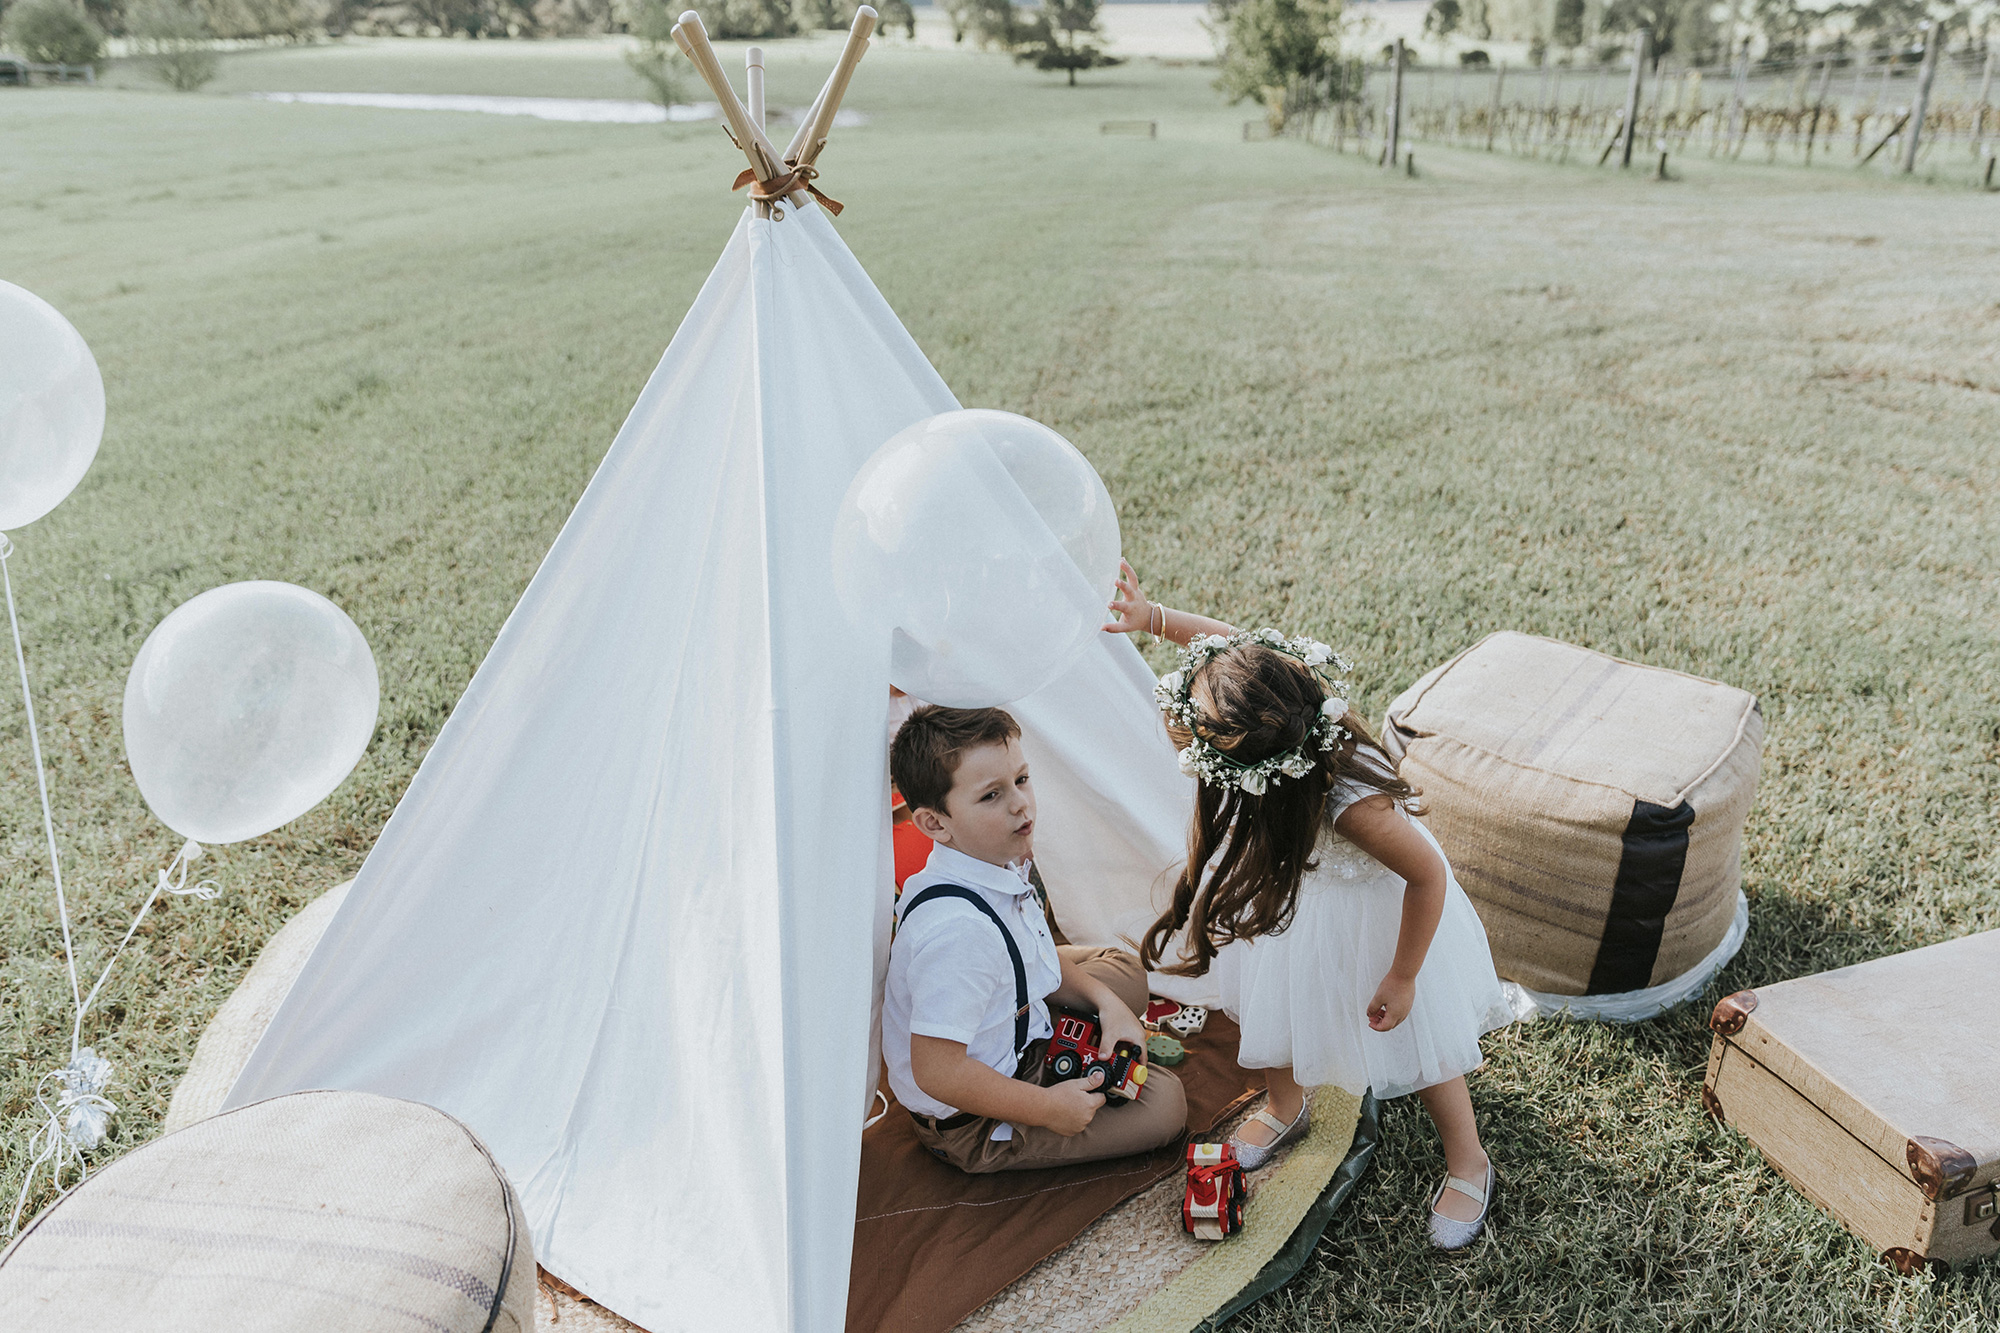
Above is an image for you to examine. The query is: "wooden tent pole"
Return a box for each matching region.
[746,46,765,131]
[672,13,783,182]
[791,6,878,171]
[786,78,834,165]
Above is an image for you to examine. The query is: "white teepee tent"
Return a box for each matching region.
[227,16,1202,1331]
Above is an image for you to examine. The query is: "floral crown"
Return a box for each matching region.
[1154,628,1354,795]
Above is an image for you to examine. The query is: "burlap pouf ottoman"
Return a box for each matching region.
[1383,632,1760,1020]
[0,1089,534,1332]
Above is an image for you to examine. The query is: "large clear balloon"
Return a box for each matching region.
[0,281,105,532]
[834,409,1122,707]
[124,582,380,845]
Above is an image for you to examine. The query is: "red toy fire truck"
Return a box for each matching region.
[1045,1009,1148,1105]
[1183,1142,1247,1240]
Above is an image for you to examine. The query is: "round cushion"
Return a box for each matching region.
[0,1089,534,1332]
[1384,631,1761,998]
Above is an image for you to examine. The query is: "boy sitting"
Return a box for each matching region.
[885,705,1188,1172]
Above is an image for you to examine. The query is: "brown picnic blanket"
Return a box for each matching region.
[846,1015,1261,1333]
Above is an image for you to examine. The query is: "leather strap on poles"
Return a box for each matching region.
[732,162,845,216]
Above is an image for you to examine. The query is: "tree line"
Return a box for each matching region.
[1207,0,1993,131]
[0,0,916,45]
[1421,0,1996,70]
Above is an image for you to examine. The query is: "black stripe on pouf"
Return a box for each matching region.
[1587,799,1697,995]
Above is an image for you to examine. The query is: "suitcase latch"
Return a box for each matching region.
[1968,1186,1999,1228]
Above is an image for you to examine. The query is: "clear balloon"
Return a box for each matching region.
[833,409,1122,707]
[124,582,380,845]
[0,281,105,532]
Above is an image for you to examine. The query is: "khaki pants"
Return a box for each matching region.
[911,946,1189,1174]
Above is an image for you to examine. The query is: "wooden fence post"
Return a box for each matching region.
[1804,57,1833,165]
[1618,30,1648,167]
[1900,23,1940,174]
[1976,52,1995,159]
[1488,61,1505,151]
[1450,62,1464,144]
[1726,38,1750,157]
[1386,37,1406,168]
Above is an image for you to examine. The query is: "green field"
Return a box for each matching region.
[4,35,1998,1329]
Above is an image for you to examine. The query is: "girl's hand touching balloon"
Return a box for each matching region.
[1104,560,1153,635]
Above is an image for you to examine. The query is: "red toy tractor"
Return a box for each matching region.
[1045,1009,1147,1105]
[1183,1142,1247,1240]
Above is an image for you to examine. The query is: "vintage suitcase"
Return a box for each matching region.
[1703,929,2000,1274]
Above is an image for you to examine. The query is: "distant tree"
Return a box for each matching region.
[1,0,106,64]
[622,0,687,108]
[679,0,793,38]
[1422,0,1460,58]
[1598,0,1716,62]
[126,0,216,89]
[1844,0,1926,53]
[199,0,314,39]
[1210,0,1345,108]
[875,0,914,38]
[793,0,854,30]
[1751,0,1814,60]
[1015,0,1120,84]
[942,0,1018,48]
[1550,0,1585,53]
[1457,46,1490,64]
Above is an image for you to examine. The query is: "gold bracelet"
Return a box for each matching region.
[1150,603,1164,637]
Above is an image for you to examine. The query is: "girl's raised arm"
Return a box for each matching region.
[1104,560,1237,647]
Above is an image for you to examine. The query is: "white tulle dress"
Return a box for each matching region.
[1213,765,1514,1100]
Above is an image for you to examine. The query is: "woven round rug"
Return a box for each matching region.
[164,879,354,1134]
[953,1088,1363,1333]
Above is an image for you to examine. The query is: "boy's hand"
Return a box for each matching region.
[1042,1068,1108,1136]
[1098,1004,1149,1066]
[1367,973,1416,1032]
[1103,560,1153,635]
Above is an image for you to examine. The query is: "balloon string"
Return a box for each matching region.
[73,839,214,1051]
[7,1055,113,1236]
[7,840,214,1238]
[0,535,82,1052]
[0,533,219,1237]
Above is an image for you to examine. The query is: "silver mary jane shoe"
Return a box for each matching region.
[1226,1100,1310,1172]
[1427,1159,1495,1250]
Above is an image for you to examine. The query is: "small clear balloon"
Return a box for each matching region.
[0,281,105,532]
[123,582,380,845]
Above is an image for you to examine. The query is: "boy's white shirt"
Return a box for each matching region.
[883,842,1064,1138]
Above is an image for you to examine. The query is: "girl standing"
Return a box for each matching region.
[1108,564,1513,1249]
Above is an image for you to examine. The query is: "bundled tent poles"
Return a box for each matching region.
[673,6,878,219]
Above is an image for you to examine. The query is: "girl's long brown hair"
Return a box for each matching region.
[1139,645,1420,978]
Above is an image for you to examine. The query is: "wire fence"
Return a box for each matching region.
[1273,44,1999,183]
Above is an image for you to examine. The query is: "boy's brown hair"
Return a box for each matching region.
[891,705,1022,816]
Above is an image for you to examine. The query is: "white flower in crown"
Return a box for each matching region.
[1155,626,1357,794]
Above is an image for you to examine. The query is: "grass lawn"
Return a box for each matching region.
[5,35,1999,1330]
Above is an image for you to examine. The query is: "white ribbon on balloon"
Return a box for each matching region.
[2,536,220,1235]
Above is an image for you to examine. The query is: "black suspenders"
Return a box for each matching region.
[898,884,1032,1058]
